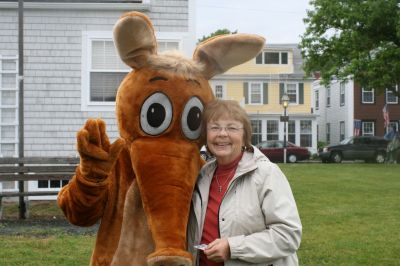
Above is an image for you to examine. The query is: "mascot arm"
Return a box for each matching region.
[58,119,125,226]
[58,168,109,226]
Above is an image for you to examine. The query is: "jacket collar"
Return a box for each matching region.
[199,146,268,185]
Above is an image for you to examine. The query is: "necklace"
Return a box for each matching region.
[214,168,236,193]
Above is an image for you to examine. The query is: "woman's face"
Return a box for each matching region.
[206,117,244,165]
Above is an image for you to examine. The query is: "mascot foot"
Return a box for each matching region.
[147,256,191,266]
[147,248,192,266]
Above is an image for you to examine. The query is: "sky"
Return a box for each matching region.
[195,0,312,44]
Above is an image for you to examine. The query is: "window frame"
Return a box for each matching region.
[340,121,345,141]
[300,120,312,147]
[326,87,331,107]
[256,51,289,65]
[386,86,398,104]
[266,120,279,141]
[211,81,226,99]
[288,120,296,144]
[285,83,299,105]
[386,121,399,134]
[362,121,375,136]
[251,119,262,145]
[0,55,19,158]
[362,88,374,104]
[248,81,264,105]
[326,123,330,144]
[340,81,345,106]
[81,31,183,111]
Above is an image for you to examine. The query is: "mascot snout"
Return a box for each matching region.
[130,138,201,265]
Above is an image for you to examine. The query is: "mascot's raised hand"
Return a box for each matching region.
[77,119,125,181]
[58,11,265,266]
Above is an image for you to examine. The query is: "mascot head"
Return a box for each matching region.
[113,11,265,266]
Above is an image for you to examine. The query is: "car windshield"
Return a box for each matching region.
[340,137,352,145]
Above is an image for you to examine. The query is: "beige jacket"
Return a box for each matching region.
[188,147,302,266]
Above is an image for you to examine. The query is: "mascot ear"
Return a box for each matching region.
[113,12,157,69]
[193,34,265,80]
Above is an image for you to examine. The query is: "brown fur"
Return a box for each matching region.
[58,11,265,266]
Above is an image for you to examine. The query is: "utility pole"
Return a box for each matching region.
[18,0,26,219]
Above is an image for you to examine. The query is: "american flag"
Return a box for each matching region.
[382,104,390,128]
[354,119,361,136]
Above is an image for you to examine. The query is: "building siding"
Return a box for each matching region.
[0,0,191,157]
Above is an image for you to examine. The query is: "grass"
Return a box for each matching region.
[280,163,400,266]
[1,163,400,265]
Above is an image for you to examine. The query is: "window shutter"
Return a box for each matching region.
[244,82,249,104]
[263,83,268,104]
[279,83,284,104]
[299,83,304,104]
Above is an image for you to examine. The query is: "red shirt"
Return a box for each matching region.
[199,154,243,266]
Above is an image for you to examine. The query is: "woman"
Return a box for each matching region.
[188,100,302,266]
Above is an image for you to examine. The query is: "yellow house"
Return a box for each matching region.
[209,44,317,154]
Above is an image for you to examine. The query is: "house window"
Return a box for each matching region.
[38,180,69,189]
[326,123,330,143]
[340,82,345,106]
[300,120,312,147]
[256,51,288,65]
[90,40,129,102]
[82,32,181,111]
[315,90,319,110]
[326,87,331,107]
[286,83,298,104]
[251,120,262,145]
[266,120,279,140]
[214,84,224,99]
[288,120,296,143]
[386,86,398,104]
[249,82,263,104]
[362,121,374,136]
[340,121,345,141]
[0,56,19,191]
[362,88,374,103]
[386,121,399,134]
[0,56,18,158]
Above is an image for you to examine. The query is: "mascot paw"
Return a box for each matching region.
[147,248,192,266]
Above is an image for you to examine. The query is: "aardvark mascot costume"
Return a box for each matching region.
[58,12,264,266]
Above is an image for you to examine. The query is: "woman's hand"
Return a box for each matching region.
[204,238,231,262]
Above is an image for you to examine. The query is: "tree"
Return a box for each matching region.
[300,0,400,95]
[197,29,238,44]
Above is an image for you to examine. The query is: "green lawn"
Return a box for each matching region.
[0,163,399,265]
[280,163,400,266]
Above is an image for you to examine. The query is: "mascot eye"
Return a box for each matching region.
[140,92,173,136]
[181,97,204,140]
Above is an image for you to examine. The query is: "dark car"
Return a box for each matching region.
[319,136,389,163]
[256,140,311,163]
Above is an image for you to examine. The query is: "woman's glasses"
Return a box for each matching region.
[207,125,243,134]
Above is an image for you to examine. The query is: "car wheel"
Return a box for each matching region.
[375,152,385,164]
[288,154,297,163]
[330,152,342,163]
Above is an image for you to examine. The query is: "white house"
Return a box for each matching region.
[0,0,196,198]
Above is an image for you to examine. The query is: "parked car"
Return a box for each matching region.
[318,136,389,163]
[256,140,311,163]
